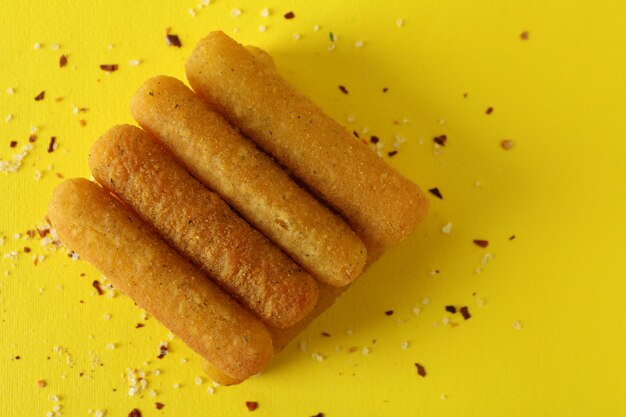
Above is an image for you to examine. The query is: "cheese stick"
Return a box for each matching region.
[46,178,273,381]
[186,31,428,260]
[89,124,319,329]
[130,76,367,287]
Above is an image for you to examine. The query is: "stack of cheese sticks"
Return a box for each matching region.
[46,31,428,385]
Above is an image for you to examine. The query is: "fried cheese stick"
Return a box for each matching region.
[47,178,273,381]
[89,125,319,329]
[186,31,429,260]
[130,76,367,287]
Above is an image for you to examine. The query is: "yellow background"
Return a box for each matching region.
[1,0,625,416]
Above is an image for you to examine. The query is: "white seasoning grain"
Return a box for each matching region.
[441,222,453,234]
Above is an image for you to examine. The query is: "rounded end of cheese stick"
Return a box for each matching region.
[201,359,245,386]
[47,178,274,381]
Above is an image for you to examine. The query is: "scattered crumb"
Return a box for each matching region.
[35,91,45,101]
[513,320,523,330]
[361,347,370,355]
[412,307,421,315]
[195,376,203,385]
[258,25,267,33]
[396,18,404,27]
[520,31,529,40]
[260,8,270,17]
[441,222,453,234]
[128,59,142,66]
[354,40,364,48]
[415,363,426,377]
[501,139,515,150]
[292,33,301,41]
[400,341,409,350]
[231,8,242,17]
[207,387,215,394]
[421,297,430,305]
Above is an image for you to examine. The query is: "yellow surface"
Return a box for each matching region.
[1,0,625,415]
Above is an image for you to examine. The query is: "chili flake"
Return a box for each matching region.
[155,403,165,410]
[128,409,141,417]
[284,11,295,19]
[428,187,443,199]
[473,239,489,248]
[433,135,447,146]
[460,306,471,320]
[35,91,45,101]
[338,85,348,94]
[370,135,379,144]
[321,332,331,337]
[485,107,494,115]
[166,34,182,47]
[385,310,394,316]
[415,363,427,377]
[388,150,398,157]
[9,141,17,148]
[501,139,515,150]
[311,414,324,417]
[47,137,57,153]
[99,64,118,72]
[445,305,456,314]
[382,87,389,93]
[59,55,68,68]
[520,31,529,40]
[29,135,37,143]
[245,401,259,411]
[92,280,104,295]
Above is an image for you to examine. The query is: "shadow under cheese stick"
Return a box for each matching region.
[130,76,367,288]
[186,31,429,261]
[89,124,319,329]
[46,178,273,382]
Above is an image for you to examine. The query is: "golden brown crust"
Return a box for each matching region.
[130,76,367,287]
[88,124,319,329]
[46,178,273,381]
[186,31,428,260]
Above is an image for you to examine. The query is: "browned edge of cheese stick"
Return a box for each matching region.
[245,45,276,69]
[89,124,319,329]
[130,76,367,287]
[46,178,273,381]
[186,31,429,261]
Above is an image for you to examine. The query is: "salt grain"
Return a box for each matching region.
[106,343,115,350]
[172,383,180,389]
[231,8,241,17]
[299,340,307,352]
[361,347,370,355]
[441,222,453,234]
[50,44,60,50]
[33,43,42,49]
[94,410,106,417]
[207,387,215,394]
[258,25,267,33]
[313,25,320,31]
[149,389,157,397]
[346,114,355,123]
[292,33,301,40]
[5,114,13,123]
[476,298,485,307]
[400,341,409,350]
[513,320,523,330]
[442,317,450,325]
[422,297,430,305]
[396,18,404,27]
[180,358,188,364]
[412,307,421,315]
[102,314,110,320]
[188,8,196,17]
[6,87,14,95]
[129,59,141,66]
[260,7,270,17]
[327,43,336,52]
[195,376,203,385]
[354,40,364,48]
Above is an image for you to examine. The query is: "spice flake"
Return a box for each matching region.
[428,188,443,199]
[433,135,447,146]
[59,55,68,68]
[284,11,295,19]
[128,410,141,417]
[246,401,259,411]
[338,85,348,94]
[473,239,489,248]
[35,91,45,101]
[460,306,471,320]
[166,34,182,47]
[155,403,164,410]
[415,363,427,377]
[99,64,118,72]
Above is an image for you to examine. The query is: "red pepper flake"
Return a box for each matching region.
[155,403,165,410]
[128,409,141,417]
[311,414,325,417]
[15,356,21,360]
[347,346,358,353]
[136,323,145,328]
[385,310,394,316]
[47,136,57,153]
[473,239,489,248]
[34,91,45,101]
[24,247,31,253]
[338,85,348,94]
[99,64,118,72]
[485,106,494,115]
[166,34,182,47]
[382,87,389,93]
[463,92,469,98]
[509,235,516,240]
[460,306,471,320]
[38,228,50,238]
[369,135,379,144]
[520,31,529,40]
[157,343,169,359]
[59,55,68,68]
[415,363,427,377]
[245,401,259,411]
[501,139,515,150]
[433,135,447,146]
[29,135,37,143]
[428,187,443,199]
[92,280,104,295]
[26,230,36,238]
[10,141,17,148]
[284,11,295,19]
[387,150,398,157]
[445,305,456,314]
[78,119,87,127]
[321,331,331,337]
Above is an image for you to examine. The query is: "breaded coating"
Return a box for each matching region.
[130,76,367,287]
[89,125,319,329]
[46,178,273,381]
[186,31,428,260]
